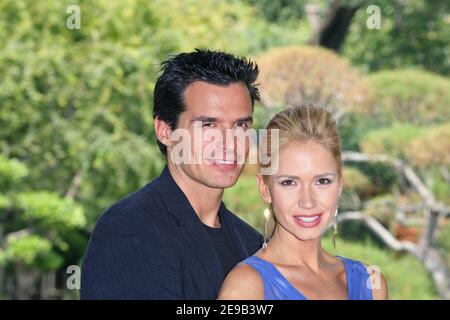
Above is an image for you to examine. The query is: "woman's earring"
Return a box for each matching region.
[332,208,338,249]
[262,208,271,250]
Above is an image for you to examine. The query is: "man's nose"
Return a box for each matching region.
[216,127,236,152]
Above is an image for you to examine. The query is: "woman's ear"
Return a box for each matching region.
[154,116,172,150]
[256,174,272,204]
[338,175,344,197]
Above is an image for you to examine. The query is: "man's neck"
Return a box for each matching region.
[167,163,224,227]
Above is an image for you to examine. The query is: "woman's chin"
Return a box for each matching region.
[291,231,322,242]
[288,224,327,242]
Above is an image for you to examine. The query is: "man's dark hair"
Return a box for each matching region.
[153,49,260,155]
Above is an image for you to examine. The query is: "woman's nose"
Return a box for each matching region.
[297,186,316,209]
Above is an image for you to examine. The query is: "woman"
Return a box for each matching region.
[218,105,388,300]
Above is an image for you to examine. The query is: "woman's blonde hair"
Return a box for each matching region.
[259,104,343,240]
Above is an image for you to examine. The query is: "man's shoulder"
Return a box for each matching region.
[93,176,167,236]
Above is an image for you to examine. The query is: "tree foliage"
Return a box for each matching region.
[342,0,450,75]
[256,45,373,117]
[365,69,450,126]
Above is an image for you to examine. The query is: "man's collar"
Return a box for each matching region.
[155,165,226,292]
[156,165,252,270]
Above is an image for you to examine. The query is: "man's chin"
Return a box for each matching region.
[204,171,242,189]
[206,180,239,189]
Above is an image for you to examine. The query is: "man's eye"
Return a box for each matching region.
[236,122,249,129]
[316,178,332,185]
[280,179,295,186]
[202,122,214,127]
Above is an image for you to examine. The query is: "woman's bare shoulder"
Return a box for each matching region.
[363,262,389,300]
[217,262,264,300]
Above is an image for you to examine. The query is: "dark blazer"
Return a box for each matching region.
[80,166,263,299]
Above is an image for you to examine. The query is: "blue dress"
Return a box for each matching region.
[241,255,373,300]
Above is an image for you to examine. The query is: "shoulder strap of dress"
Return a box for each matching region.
[338,256,373,300]
[241,256,277,281]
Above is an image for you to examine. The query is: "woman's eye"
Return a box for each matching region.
[280,179,295,186]
[316,177,332,185]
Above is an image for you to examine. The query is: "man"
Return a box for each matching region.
[81,49,263,299]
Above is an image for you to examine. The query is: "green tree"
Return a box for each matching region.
[0,155,86,299]
[256,45,373,118]
[342,0,450,75]
[365,69,450,126]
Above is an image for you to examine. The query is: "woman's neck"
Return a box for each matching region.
[261,226,329,274]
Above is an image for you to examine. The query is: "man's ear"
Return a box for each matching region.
[154,116,172,150]
[256,174,272,204]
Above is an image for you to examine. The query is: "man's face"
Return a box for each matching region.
[168,81,253,190]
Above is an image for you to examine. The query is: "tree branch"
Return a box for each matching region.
[334,211,418,254]
[64,170,83,200]
[308,0,366,52]
[342,151,450,217]
[334,211,450,299]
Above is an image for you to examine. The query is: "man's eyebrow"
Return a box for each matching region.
[190,116,218,124]
[237,116,253,123]
[190,116,253,124]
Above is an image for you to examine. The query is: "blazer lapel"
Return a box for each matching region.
[156,166,224,293]
[219,203,252,261]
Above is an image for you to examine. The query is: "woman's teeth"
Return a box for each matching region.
[296,216,320,222]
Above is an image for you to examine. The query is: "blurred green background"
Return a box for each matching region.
[0,0,449,299]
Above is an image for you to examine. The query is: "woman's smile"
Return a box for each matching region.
[293,213,323,228]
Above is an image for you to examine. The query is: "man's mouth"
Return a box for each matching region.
[204,158,239,171]
[212,159,236,165]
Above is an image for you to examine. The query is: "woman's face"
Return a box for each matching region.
[257,140,343,242]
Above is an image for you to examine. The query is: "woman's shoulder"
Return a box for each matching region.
[337,256,388,300]
[361,261,389,300]
[217,260,264,300]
